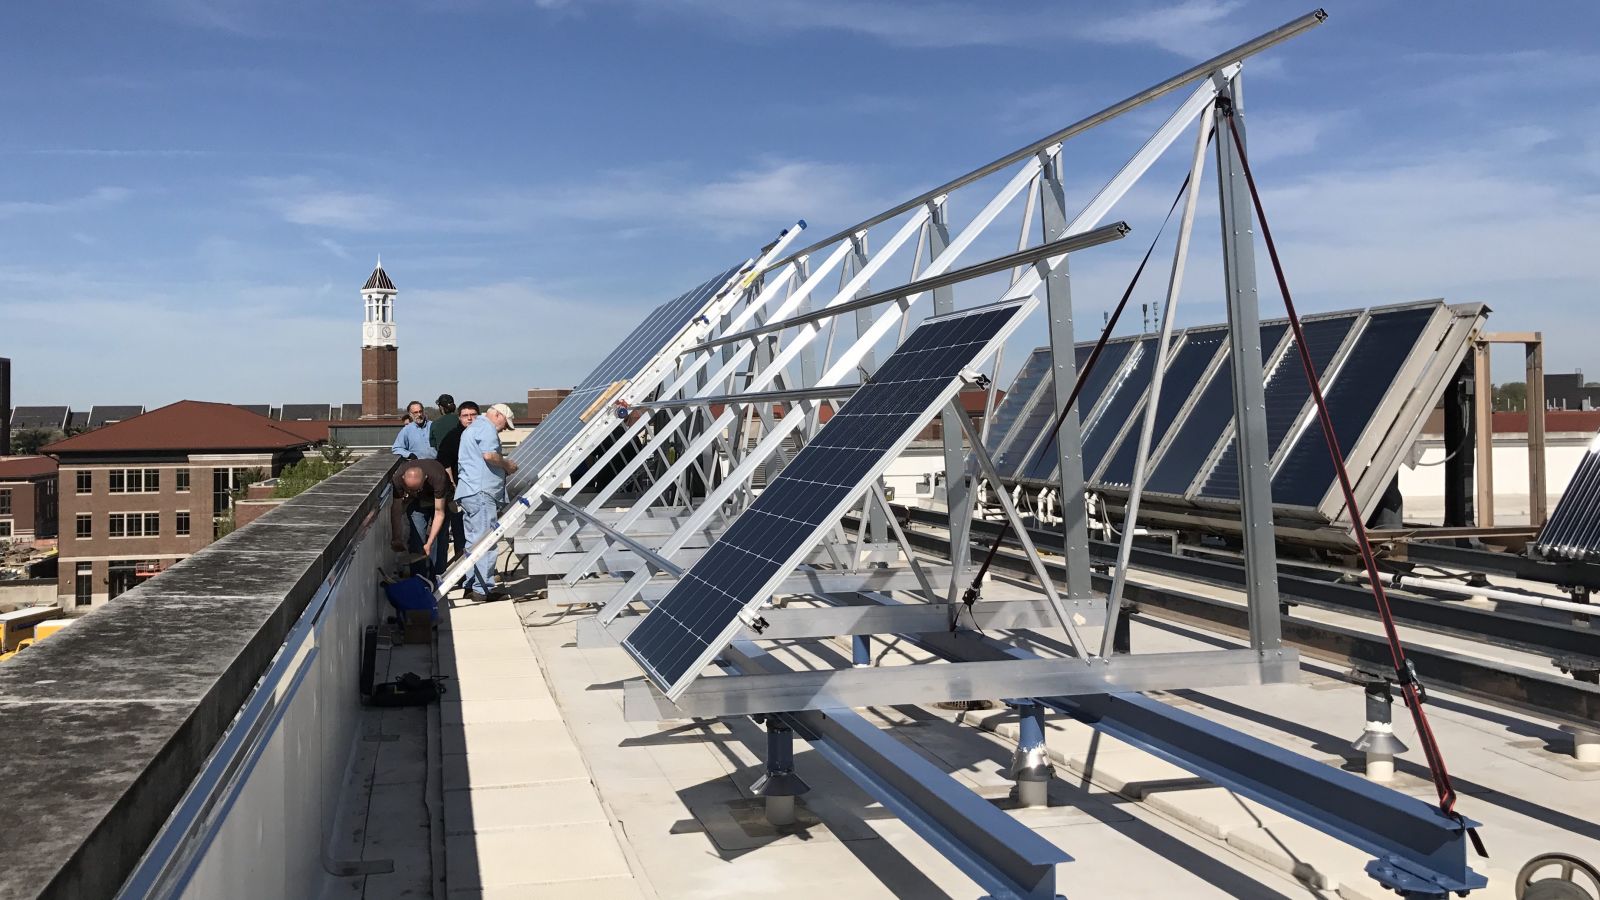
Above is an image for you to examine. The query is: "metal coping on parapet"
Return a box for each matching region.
[687,222,1131,354]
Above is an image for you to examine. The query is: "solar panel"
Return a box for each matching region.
[1096,328,1226,487]
[1042,337,1157,483]
[988,349,1059,480]
[622,300,1030,699]
[1534,431,1600,560]
[1008,339,1135,483]
[1270,305,1437,509]
[983,348,1051,470]
[1144,323,1287,496]
[1199,314,1355,500]
[507,264,744,495]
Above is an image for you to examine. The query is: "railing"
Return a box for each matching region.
[0,455,396,900]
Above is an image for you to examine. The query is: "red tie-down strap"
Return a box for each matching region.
[1218,96,1485,859]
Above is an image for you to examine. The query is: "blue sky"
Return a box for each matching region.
[3,1,1597,409]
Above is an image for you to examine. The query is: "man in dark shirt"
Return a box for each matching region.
[429,393,459,450]
[390,458,453,575]
[436,401,478,560]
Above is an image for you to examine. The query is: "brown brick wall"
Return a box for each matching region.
[526,388,572,425]
[0,474,54,540]
[362,346,399,418]
[233,498,283,529]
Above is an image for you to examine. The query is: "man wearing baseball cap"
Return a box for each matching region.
[454,402,519,602]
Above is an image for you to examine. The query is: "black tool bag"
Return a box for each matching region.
[367,671,449,707]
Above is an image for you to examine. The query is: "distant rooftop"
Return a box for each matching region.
[88,405,144,427]
[9,406,69,430]
[44,400,318,455]
[0,455,57,480]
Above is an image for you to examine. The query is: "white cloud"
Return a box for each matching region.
[1079,0,1248,59]
[538,157,886,236]
[0,186,132,219]
[249,176,399,230]
[317,237,351,259]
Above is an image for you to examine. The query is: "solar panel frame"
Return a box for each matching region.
[1194,313,1358,503]
[621,298,1034,700]
[506,264,747,497]
[1012,337,1141,486]
[1269,304,1440,512]
[1093,328,1231,487]
[1535,431,1600,560]
[1140,323,1289,500]
[982,348,1052,476]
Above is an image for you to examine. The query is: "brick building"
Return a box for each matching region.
[526,388,573,425]
[45,401,319,609]
[0,456,58,543]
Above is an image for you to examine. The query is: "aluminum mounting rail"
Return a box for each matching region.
[689,222,1130,354]
[625,384,860,413]
[541,495,685,578]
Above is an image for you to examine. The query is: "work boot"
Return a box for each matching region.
[465,591,492,603]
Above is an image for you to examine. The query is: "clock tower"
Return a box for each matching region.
[360,259,399,419]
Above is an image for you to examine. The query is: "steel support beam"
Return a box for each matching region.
[720,641,1070,900]
[587,596,1106,647]
[624,648,1298,720]
[1038,151,1095,602]
[826,578,1484,896]
[556,564,955,608]
[1213,74,1283,652]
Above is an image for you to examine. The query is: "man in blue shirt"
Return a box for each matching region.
[455,402,519,601]
[390,401,436,460]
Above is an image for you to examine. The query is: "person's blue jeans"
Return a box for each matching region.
[457,491,499,594]
[447,506,466,558]
[406,505,447,576]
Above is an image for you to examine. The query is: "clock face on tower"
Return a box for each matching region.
[382,326,393,339]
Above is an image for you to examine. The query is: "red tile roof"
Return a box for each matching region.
[43,401,320,455]
[0,456,57,480]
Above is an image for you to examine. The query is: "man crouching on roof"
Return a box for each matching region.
[390,458,452,576]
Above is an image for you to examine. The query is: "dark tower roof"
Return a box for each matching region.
[363,261,395,292]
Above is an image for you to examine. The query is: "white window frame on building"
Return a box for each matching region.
[76,470,91,494]
[108,511,161,539]
[75,563,93,607]
[108,468,160,494]
[76,513,92,539]
[0,488,10,515]
[176,468,190,493]
[176,511,191,537]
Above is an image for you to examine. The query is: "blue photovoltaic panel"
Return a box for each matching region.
[1097,329,1226,487]
[1035,338,1157,483]
[1270,305,1436,508]
[1144,323,1287,496]
[1534,431,1600,560]
[984,348,1052,476]
[1200,315,1356,500]
[622,302,1026,698]
[507,265,744,495]
[1012,340,1135,484]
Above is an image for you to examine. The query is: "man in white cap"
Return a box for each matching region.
[454,402,519,602]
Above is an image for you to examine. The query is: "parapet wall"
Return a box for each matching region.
[0,454,396,900]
